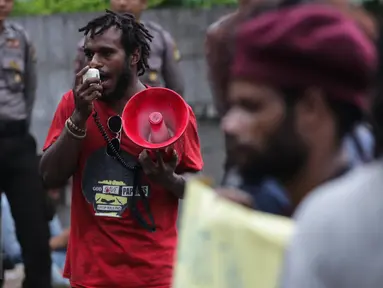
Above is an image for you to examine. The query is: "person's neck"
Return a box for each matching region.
[109,79,146,114]
[284,144,348,212]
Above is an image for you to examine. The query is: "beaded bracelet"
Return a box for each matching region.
[67,117,86,134]
[65,118,86,139]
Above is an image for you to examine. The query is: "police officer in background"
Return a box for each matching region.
[74,0,185,95]
[0,0,52,287]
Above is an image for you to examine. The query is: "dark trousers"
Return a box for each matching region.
[0,133,52,288]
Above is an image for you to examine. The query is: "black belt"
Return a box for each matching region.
[0,120,27,137]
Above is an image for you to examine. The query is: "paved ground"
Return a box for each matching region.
[3,120,226,287]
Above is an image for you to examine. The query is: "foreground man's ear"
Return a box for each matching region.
[131,48,140,66]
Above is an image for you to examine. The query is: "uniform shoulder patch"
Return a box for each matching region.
[173,41,181,61]
[7,22,36,62]
[149,71,158,82]
[145,21,181,61]
[8,22,32,46]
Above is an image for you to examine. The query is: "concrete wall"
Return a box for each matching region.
[10,7,235,151]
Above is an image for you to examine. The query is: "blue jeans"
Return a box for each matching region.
[2,194,70,286]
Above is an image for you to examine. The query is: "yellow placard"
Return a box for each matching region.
[173,179,294,288]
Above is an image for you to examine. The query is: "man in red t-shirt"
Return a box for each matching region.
[40,10,203,288]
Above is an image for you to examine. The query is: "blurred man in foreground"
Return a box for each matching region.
[279,14,383,288]
[223,4,376,213]
[75,0,184,94]
[208,0,377,213]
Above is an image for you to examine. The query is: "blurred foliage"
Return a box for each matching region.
[165,0,236,8]
[11,0,236,16]
[12,0,105,16]
[10,0,382,16]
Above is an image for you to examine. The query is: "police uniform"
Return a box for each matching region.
[75,20,185,95]
[0,22,52,288]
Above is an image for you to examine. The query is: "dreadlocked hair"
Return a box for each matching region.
[78,9,153,76]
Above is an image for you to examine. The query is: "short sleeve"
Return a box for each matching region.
[175,106,203,174]
[164,31,181,62]
[162,31,185,95]
[43,90,75,152]
[23,29,37,122]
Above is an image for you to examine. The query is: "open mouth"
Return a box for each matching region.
[99,72,110,84]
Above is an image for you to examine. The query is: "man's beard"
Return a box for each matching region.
[100,62,133,103]
[238,111,309,186]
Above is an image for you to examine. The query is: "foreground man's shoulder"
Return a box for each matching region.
[295,162,383,222]
[283,162,383,288]
[313,162,382,199]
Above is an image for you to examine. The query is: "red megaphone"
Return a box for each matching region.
[122,87,190,153]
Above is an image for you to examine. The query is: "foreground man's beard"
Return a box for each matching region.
[239,112,309,186]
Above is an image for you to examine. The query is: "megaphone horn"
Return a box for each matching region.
[122,87,190,151]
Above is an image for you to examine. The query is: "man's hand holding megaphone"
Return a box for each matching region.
[138,147,183,195]
[122,87,194,199]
